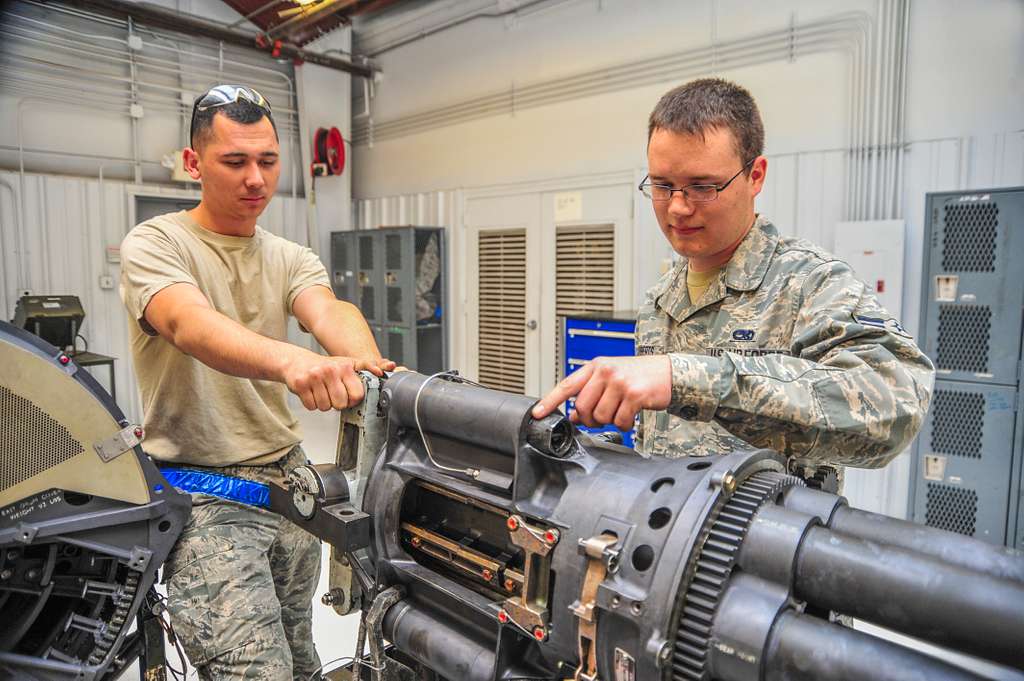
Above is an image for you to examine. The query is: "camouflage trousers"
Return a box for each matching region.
[161,447,322,680]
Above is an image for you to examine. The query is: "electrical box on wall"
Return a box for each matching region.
[834,220,909,519]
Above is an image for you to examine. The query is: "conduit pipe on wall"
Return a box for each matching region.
[351,12,872,144]
[0,11,300,114]
[5,2,303,204]
[354,2,908,223]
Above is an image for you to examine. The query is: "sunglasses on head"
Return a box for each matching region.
[193,84,271,114]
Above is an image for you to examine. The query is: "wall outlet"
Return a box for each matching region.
[99,275,114,290]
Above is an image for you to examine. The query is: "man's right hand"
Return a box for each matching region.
[282,351,396,411]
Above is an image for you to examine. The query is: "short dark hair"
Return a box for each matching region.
[189,99,278,150]
[648,78,764,167]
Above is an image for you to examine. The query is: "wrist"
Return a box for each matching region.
[275,345,313,383]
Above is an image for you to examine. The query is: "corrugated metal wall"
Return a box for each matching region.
[0,169,311,425]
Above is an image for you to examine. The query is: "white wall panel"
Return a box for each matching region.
[0,169,311,425]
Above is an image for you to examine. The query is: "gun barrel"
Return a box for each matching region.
[764,611,986,681]
[828,504,1024,583]
[793,525,1024,668]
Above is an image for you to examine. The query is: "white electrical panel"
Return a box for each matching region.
[833,219,908,518]
[834,220,905,318]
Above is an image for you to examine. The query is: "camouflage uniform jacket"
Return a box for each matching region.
[634,216,935,469]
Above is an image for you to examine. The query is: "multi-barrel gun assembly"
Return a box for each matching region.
[2,321,1023,680]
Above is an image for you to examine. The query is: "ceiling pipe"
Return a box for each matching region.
[54,0,376,77]
[262,0,361,40]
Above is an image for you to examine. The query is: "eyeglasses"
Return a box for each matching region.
[638,158,756,202]
[193,84,271,114]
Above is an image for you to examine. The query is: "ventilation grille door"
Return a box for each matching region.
[477,229,526,393]
[555,225,615,378]
[922,190,1024,386]
[913,381,1016,546]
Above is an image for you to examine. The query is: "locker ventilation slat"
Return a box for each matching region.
[941,202,998,272]
[478,230,526,393]
[930,390,984,459]
[924,482,978,537]
[935,304,991,373]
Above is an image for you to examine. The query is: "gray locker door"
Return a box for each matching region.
[330,232,356,304]
[385,326,411,368]
[382,229,416,327]
[912,380,1018,545]
[357,232,381,323]
[921,189,1024,386]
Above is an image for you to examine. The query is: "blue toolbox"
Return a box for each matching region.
[561,311,638,448]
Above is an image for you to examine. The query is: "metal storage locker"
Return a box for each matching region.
[910,186,1024,548]
[330,227,447,373]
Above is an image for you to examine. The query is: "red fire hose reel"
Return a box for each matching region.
[311,126,345,177]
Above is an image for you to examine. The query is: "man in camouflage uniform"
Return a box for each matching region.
[120,85,393,679]
[534,78,934,475]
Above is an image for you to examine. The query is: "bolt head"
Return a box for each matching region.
[410,536,422,548]
[504,578,515,591]
[497,609,509,624]
[506,516,519,531]
[133,426,144,439]
[544,529,559,544]
[533,626,546,641]
[482,569,493,581]
[59,355,70,365]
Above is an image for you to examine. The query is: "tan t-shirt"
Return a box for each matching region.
[686,265,722,305]
[119,210,330,467]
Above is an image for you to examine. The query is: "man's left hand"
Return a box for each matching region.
[532,355,672,430]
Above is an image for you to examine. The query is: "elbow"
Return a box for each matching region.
[831,402,928,469]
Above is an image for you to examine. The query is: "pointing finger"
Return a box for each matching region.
[532,363,594,419]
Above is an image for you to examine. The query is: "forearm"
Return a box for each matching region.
[666,347,933,467]
[169,305,307,382]
[307,299,383,360]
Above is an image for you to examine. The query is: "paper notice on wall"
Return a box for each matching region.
[554,192,582,222]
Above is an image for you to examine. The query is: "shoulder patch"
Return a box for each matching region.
[853,315,910,337]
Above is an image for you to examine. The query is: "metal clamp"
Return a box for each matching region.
[571,533,620,681]
[501,514,559,641]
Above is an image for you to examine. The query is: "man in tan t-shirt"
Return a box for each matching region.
[120,85,393,680]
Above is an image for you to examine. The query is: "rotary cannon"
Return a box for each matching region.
[315,370,1024,681]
